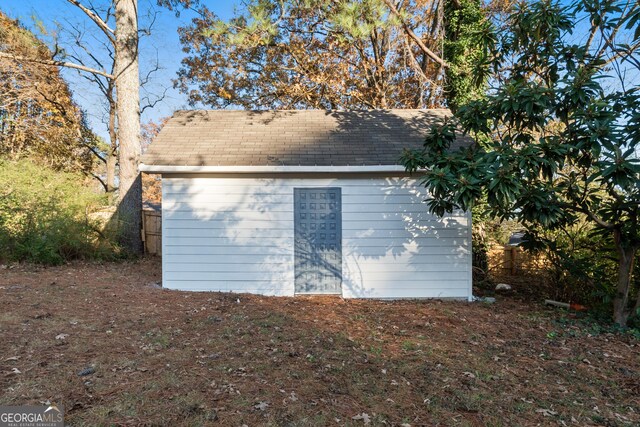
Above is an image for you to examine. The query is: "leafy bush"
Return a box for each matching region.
[0,159,123,264]
[521,221,640,327]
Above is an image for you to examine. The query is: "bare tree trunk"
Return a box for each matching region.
[106,82,118,205]
[114,0,142,253]
[613,229,637,326]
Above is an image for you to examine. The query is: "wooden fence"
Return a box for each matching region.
[142,209,161,255]
[487,244,547,278]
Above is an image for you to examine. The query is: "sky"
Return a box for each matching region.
[2,0,238,142]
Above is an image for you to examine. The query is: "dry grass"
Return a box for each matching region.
[0,259,638,426]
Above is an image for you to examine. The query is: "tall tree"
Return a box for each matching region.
[0,0,193,253]
[402,0,640,325]
[442,0,489,112]
[112,0,143,252]
[176,0,448,109]
[52,3,169,202]
[440,0,494,271]
[0,1,142,252]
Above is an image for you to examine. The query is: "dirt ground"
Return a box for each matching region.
[0,259,638,426]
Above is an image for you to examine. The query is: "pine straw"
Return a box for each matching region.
[0,260,638,426]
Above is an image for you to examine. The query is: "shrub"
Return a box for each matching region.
[521,221,640,326]
[0,159,123,264]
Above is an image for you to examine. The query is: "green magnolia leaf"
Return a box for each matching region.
[624,8,640,41]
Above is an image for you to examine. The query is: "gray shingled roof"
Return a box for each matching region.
[141,109,471,167]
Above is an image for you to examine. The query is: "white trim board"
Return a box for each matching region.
[139,164,410,174]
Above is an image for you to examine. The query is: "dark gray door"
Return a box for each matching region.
[294,188,342,294]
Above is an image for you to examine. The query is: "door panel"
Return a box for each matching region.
[294,188,342,294]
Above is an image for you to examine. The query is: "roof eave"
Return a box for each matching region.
[139,164,410,174]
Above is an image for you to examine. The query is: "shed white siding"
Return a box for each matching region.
[162,175,472,299]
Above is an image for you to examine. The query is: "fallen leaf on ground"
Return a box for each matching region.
[352,413,371,424]
[254,401,269,411]
[536,408,558,417]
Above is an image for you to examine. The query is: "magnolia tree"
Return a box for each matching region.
[402,0,640,325]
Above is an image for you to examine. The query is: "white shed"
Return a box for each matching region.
[140,109,473,299]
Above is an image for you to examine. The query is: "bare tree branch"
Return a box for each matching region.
[65,0,116,43]
[141,86,169,113]
[80,70,110,95]
[382,0,448,68]
[81,140,108,164]
[88,170,108,191]
[139,8,160,38]
[65,22,109,71]
[140,48,162,86]
[0,51,114,79]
